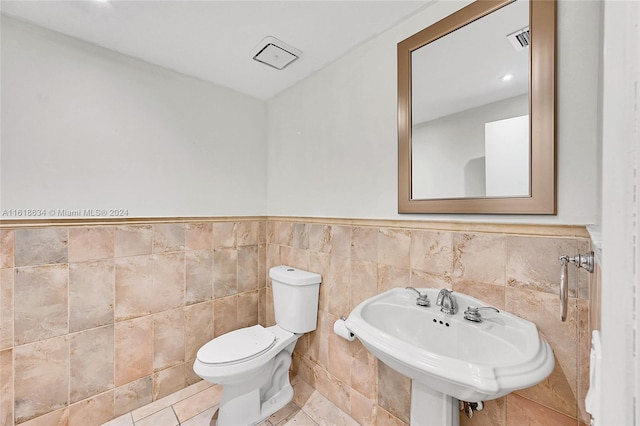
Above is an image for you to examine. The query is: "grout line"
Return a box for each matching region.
[171,406,180,426]
[173,406,181,426]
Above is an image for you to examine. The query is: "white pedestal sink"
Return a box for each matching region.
[342,287,555,426]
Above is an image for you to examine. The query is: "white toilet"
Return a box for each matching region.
[193,265,322,426]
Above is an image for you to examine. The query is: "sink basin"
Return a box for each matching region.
[344,287,554,402]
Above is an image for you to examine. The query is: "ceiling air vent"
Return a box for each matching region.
[506,26,530,52]
[251,36,302,70]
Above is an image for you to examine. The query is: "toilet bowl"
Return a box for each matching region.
[193,266,322,426]
[193,325,300,425]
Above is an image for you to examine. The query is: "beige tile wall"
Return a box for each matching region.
[264,220,593,426]
[1,218,593,426]
[0,220,266,426]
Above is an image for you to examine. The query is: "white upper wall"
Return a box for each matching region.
[1,0,602,224]
[1,16,267,218]
[267,0,601,224]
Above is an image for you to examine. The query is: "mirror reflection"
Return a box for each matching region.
[411,0,530,200]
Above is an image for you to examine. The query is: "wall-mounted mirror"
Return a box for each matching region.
[398,0,556,214]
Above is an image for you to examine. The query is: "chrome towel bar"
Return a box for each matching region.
[558,251,594,322]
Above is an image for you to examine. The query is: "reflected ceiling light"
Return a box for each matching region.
[501,73,515,82]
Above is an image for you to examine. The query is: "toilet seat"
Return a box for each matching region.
[197,325,276,365]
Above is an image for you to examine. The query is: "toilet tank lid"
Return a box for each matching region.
[269,265,322,286]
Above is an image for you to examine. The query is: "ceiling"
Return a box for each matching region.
[411,0,529,123]
[1,0,430,100]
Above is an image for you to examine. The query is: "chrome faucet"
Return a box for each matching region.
[405,287,430,307]
[436,289,458,315]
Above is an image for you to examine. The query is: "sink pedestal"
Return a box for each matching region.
[411,381,459,426]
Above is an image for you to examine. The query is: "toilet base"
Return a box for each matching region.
[211,341,297,426]
[258,382,294,421]
[210,383,294,426]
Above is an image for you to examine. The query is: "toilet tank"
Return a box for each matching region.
[269,265,322,333]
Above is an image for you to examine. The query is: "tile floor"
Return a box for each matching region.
[101,377,359,426]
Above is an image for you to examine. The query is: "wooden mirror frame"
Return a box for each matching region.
[398,0,556,214]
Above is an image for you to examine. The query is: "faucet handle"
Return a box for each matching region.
[405,287,431,307]
[463,306,500,323]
